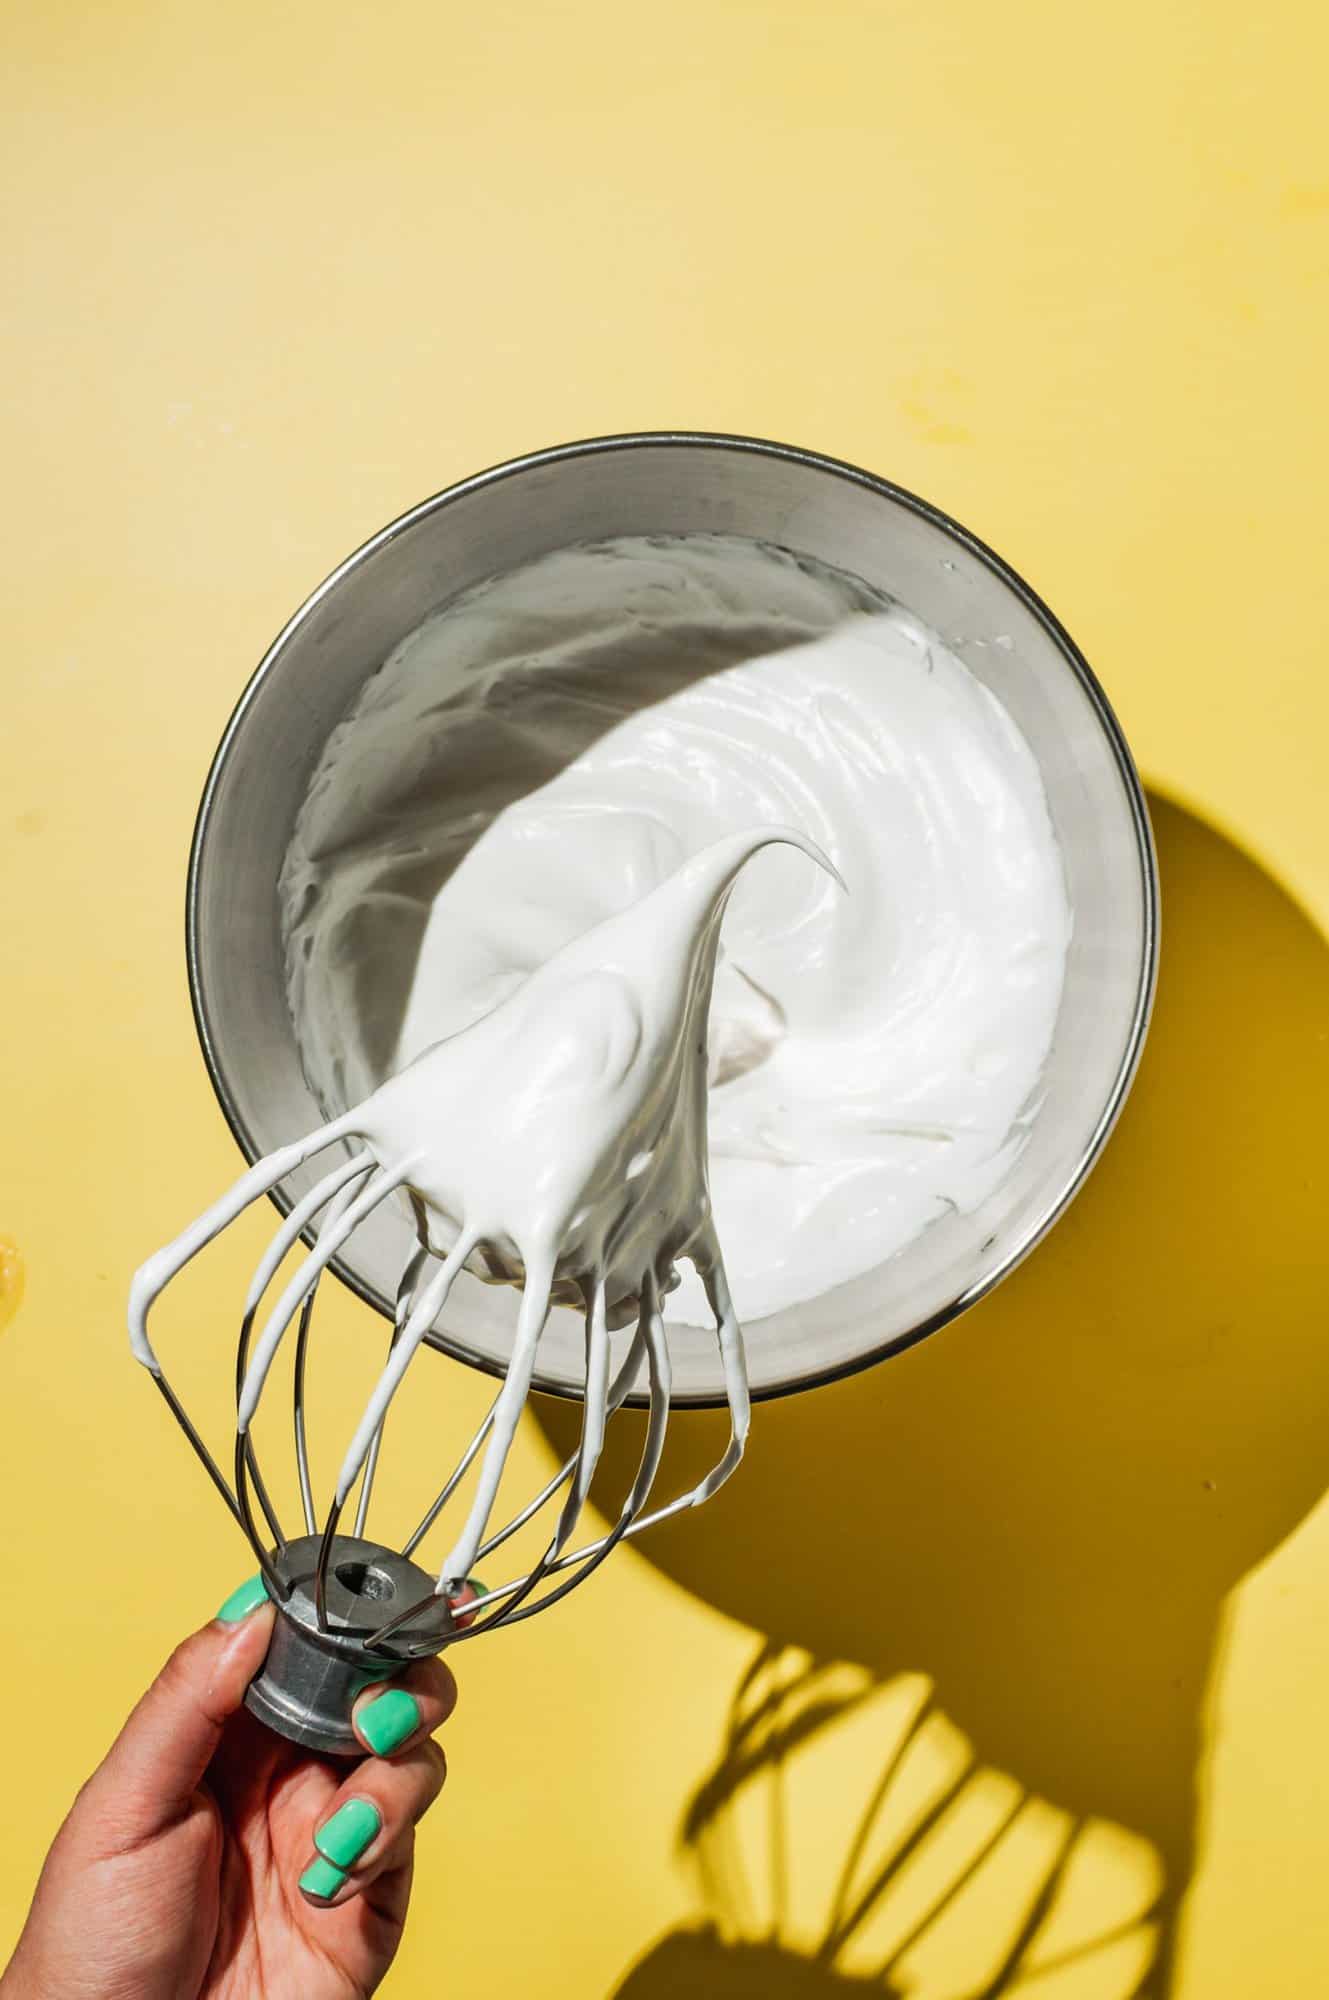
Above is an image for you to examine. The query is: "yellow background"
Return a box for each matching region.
[3,3,1328,1995]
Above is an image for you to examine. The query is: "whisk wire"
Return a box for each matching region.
[151,1374,246,1532]
[234,1427,290,1604]
[291,1292,318,1536]
[400,1389,499,1558]
[353,1242,428,1539]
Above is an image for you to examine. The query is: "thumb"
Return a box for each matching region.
[80,1577,276,1850]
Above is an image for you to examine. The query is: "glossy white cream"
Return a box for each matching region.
[283,535,1071,1327]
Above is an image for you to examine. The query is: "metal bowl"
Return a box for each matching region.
[188,432,1158,1406]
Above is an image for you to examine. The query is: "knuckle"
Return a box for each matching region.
[413,1739,448,1816]
[421,1658,458,1723]
[156,1634,204,1703]
[379,1826,417,1873]
[70,1772,101,1817]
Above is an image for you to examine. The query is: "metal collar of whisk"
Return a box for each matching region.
[243,1536,455,1755]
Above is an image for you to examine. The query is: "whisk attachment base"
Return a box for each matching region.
[244,1534,456,1756]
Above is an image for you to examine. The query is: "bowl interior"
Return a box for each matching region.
[189,436,1156,1404]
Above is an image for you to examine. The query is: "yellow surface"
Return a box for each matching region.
[2,4,1327,1995]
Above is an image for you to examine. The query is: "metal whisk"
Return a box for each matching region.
[130,829,830,1753]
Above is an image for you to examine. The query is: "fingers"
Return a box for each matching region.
[298,1649,459,1908]
[297,1738,447,1907]
[76,1575,275,1853]
[350,1651,457,1759]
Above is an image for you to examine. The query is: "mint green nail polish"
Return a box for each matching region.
[358,1687,420,1755]
[315,1798,381,1868]
[299,1855,347,1901]
[216,1574,269,1625]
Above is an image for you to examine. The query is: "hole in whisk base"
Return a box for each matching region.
[335,1560,397,1603]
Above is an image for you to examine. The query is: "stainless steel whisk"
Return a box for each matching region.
[131,1190,709,1754]
[128,832,827,1753]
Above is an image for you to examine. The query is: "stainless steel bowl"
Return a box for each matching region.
[188,432,1158,1406]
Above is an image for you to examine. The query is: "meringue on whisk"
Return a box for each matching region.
[129,827,836,1753]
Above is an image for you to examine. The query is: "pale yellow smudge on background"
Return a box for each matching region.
[0,1240,24,1337]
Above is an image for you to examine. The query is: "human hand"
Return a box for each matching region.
[0,1575,463,2000]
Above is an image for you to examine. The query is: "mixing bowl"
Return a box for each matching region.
[187,432,1158,1405]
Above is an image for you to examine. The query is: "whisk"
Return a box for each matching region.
[130,827,833,1753]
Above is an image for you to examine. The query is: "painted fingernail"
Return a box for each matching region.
[453,1576,488,1628]
[315,1798,382,1868]
[216,1574,269,1625]
[299,1855,347,1902]
[358,1687,420,1755]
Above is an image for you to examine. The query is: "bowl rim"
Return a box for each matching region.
[186,428,1161,1408]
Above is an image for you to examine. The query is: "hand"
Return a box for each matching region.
[0,1576,460,2000]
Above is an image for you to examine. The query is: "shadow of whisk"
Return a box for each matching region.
[614,1641,1162,1999]
[542,792,1329,1999]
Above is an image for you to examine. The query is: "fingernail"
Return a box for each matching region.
[453,1576,488,1628]
[299,1855,347,1903]
[315,1798,382,1868]
[216,1574,269,1625]
[358,1687,420,1755]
